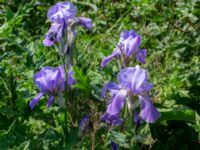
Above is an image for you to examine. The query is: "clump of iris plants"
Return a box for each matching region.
[100,30,160,148]
[29,1,160,149]
[30,1,91,109]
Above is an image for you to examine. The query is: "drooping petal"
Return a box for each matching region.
[101,82,121,98]
[138,95,160,123]
[47,2,77,24]
[77,17,92,29]
[46,96,55,108]
[107,89,128,115]
[101,50,121,67]
[101,113,122,126]
[29,93,44,109]
[136,49,146,64]
[111,141,119,150]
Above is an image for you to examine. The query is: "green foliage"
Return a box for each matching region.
[0,0,199,149]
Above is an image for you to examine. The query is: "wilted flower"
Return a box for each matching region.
[101,66,160,124]
[101,30,146,67]
[43,1,92,47]
[101,113,122,126]
[67,65,76,86]
[29,66,76,109]
[79,115,90,136]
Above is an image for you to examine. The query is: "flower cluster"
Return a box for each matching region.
[29,66,75,109]
[43,1,92,46]
[101,30,160,126]
[101,30,146,67]
[30,2,92,109]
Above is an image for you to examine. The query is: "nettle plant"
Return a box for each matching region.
[29,1,160,149]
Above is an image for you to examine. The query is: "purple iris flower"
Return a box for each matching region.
[101,66,160,124]
[29,66,76,109]
[101,30,146,67]
[43,2,92,47]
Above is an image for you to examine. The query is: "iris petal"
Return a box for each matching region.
[118,66,151,94]
[136,49,146,64]
[29,93,44,109]
[101,50,121,67]
[47,2,77,23]
[139,95,160,123]
[101,82,121,98]
[77,17,92,29]
[46,96,55,108]
[107,89,128,115]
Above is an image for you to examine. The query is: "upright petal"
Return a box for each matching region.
[101,50,121,67]
[122,35,141,57]
[138,95,160,123]
[118,66,152,94]
[101,82,121,98]
[29,93,44,109]
[47,2,77,23]
[119,30,138,42]
[136,49,146,64]
[46,96,55,108]
[106,89,128,115]
[77,17,92,29]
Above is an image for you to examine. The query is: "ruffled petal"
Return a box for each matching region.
[101,50,121,67]
[77,17,92,29]
[47,2,77,23]
[136,49,146,64]
[139,95,160,123]
[34,66,65,94]
[107,89,128,115]
[29,93,44,109]
[118,66,151,94]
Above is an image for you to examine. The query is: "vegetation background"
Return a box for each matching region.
[0,0,199,149]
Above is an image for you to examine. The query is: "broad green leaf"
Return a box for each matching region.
[157,105,200,124]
